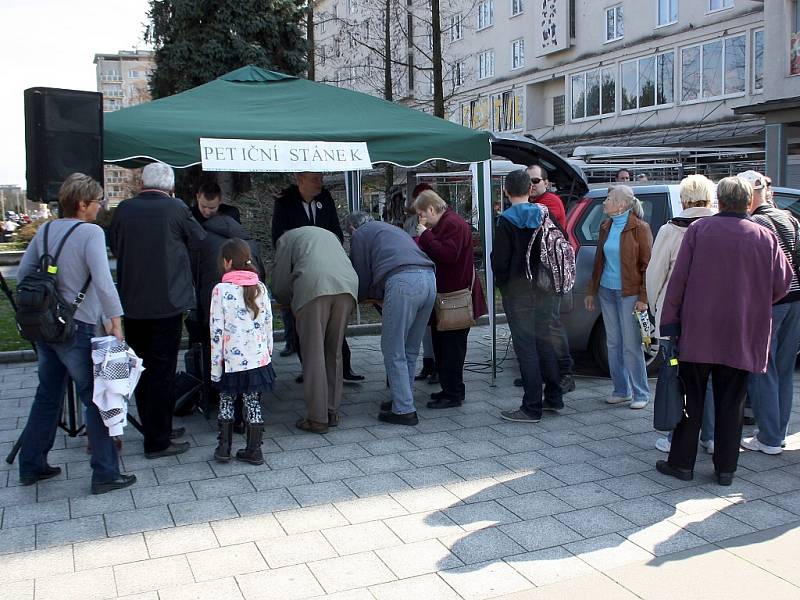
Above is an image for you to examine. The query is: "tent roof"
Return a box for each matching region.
[104,65,491,169]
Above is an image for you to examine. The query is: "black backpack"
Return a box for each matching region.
[15,222,92,343]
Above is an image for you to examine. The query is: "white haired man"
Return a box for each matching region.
[109,162,206,459]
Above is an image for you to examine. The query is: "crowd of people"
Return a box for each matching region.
[13,160,799,494]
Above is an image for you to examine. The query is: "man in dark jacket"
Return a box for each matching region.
[492,169,562,423]
[271,172,362,380]
[345,213,436,425]
[109,162,206,459]
[191,181,241,225]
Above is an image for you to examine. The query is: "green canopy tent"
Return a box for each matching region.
[103,65,499,378]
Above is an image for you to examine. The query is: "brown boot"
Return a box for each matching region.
[235,424,264,465]
[214,420,234,462]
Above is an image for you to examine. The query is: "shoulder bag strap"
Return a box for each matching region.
[51,221,93,308]
[52,222,86,265]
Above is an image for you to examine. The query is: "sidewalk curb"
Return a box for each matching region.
[0,314,508,364]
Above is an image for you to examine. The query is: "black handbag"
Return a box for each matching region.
[653,340,686,432]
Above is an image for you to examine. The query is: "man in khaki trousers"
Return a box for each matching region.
[272,227,358,434]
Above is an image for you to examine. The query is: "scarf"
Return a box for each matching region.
[221,270,259,286]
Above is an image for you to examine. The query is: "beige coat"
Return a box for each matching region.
[272,226,358,315]
[645,206,715,338]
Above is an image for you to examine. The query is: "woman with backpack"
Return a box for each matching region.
[585,184,653,410]
[209,238,275,465]
[646,175,716,454]
[15,173,136,494]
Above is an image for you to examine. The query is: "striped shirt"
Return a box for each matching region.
[751,204,800,304]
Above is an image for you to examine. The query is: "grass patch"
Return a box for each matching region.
[0,279,28,352]
[0,242,26,252]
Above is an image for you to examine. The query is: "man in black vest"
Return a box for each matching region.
[272,172,363,380]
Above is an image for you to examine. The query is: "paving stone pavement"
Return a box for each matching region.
[0,325,799,599]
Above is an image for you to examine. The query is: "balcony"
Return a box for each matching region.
[104,90,124,98]
[100,73,122,82]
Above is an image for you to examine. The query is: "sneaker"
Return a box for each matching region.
[500,409,541,423]
[655,437,671,453]
[606,396,631,405]
[543,402,564,413]
[700,439,715,454]
[630,398,649,410]
[740,436,782,455]
[560,374,576,393]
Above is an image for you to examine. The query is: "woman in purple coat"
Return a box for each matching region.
[656,177,792,486]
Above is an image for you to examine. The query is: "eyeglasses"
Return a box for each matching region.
[530,178,543,185]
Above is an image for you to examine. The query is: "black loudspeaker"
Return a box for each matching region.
[24,87,103,203]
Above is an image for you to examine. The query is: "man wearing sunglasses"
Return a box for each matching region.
[519,163,575,395]
[738,169,800,456]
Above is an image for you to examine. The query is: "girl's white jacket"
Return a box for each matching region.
[91,336,144,436]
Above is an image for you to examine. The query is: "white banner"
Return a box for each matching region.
[199,138,372,172]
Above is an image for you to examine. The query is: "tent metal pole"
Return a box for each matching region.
[471,159,495,386]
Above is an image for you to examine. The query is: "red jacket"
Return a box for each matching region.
[418,209,488,318]
[531,191,566,229]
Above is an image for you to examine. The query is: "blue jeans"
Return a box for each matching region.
[597,287,650,403]
[504,291,562,418]
[19,321,121,483]
[747,300,800,447]
[662,339,714,444]
[383,269,437,414]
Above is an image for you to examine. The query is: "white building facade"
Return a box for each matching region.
[313,0,769,169]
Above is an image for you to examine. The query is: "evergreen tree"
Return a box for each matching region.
[145,0,308,99]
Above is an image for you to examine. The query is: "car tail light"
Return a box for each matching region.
[566,197,591,253]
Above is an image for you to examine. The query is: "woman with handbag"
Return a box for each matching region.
[414,190,487,409]
[646,175,716,454]
[584,184,653,410]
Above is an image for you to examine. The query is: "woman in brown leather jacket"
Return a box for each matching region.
[585,185,653,409]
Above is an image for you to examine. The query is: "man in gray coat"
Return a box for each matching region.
[272,227,358,434]
[345,213,436,425]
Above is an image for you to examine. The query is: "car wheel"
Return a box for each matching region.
[590,318,663,377]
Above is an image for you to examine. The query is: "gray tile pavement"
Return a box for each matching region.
[0,325,797,598]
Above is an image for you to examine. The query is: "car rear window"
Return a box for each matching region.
[576,193,668,245]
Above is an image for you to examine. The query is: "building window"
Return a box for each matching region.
[753,28,764,92]
[657,0,678,26]
[621,51,674,111]
[452,61,465,87]
[128,69,140,78]
[605,5,624,43]
[347,0,355,13]
[511,39,525,70]
[450,14,463,41]
[511,0,523,17]
[680,34,745,102]
[477,0,494,31]
[427,26,433,50]
[708,0,733,12]
[553,95,566,125]
[478,50,495,79]
[571,66,616,120]
[408,53,415,90]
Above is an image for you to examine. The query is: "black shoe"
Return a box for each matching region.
[415,358,436,381]
[380,400,392,412]
[145,441,190,459]
[343,370,365,381]
[427,397,463,409]
[715,471,734,486]
[379,411,419,426]
[430,390,446,400]
[279,345,296,357]
[170,427,186,440]
[295,374,304,384]
[513,378,523,387]
[91,474,137,495]
[560,374,576,393]
[656,460,693,481]
[543,401,565,412]
[19,465,61,486]
[743,415,756,426]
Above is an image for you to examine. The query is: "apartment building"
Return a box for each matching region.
[93,50,155,205]
[313,0,769,173]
